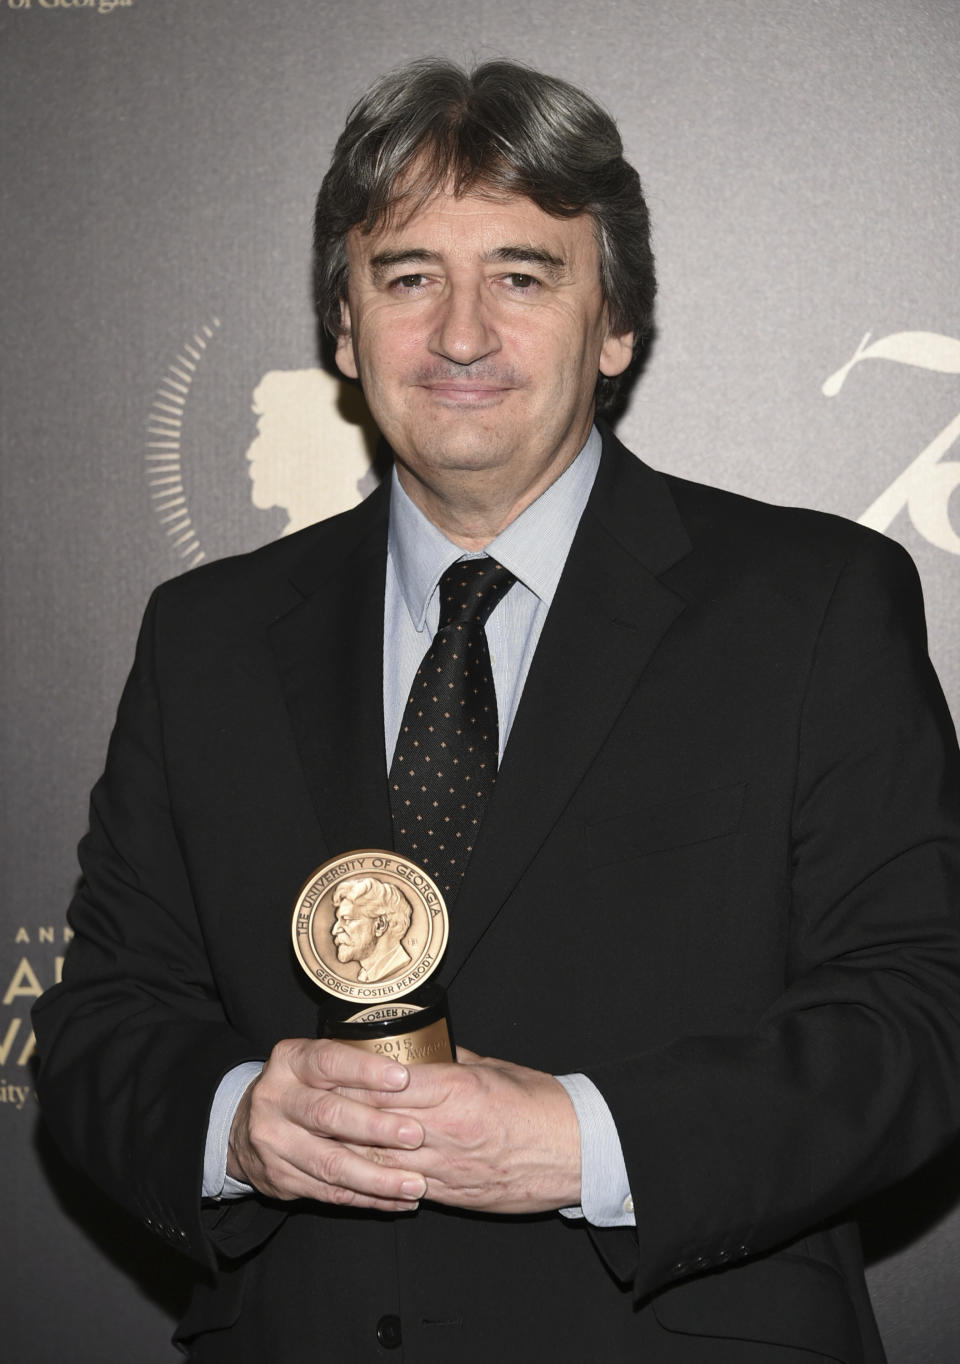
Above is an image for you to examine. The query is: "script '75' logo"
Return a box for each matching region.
[823,331,960,555]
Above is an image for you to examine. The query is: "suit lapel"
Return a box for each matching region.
[268,484,394,857]
[442,431,693,982]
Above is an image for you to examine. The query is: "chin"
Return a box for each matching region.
[409,429,519,474]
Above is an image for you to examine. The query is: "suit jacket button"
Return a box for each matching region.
[671,1262,687,1275]
[377,1315,402,1348]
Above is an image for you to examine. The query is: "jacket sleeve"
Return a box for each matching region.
[586,532,960,1300]
[32,588,286,1268]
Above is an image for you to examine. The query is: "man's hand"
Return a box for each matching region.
[226,1038,428,1212]
[351,1049,582,1214]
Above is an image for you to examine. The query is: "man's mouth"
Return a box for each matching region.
[420,380,512,405]
[413,366,522,406]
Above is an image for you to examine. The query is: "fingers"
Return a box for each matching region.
[246,1114,427,1208]
[289,1080,424,1150]
[263,1038,425,1148]
[280,1036,412,1096]
[340,1058,464,1111]
[226,1038,428,1207]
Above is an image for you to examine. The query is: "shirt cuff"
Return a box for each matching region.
[555,1072,636,1227]
[202,1061,264,1200]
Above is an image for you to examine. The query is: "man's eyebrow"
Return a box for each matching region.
[368,249,441,281]
[485,245,566,278]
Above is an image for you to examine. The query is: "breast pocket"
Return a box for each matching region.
[585,781,746,868]
[572,783,748,1032]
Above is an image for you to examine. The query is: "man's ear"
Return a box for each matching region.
[335,298,359,380]
[599,327,635,378]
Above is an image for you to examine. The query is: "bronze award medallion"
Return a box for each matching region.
[292,850,453,1064]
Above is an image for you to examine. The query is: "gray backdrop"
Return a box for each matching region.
[2,0,958,1358]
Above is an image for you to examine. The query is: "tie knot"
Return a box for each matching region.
[437,557,516,630]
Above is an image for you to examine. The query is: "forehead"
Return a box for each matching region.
[347,189,600,268]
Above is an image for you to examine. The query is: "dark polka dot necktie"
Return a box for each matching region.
[389,557,517,899]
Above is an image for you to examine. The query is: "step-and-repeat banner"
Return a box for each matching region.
[2,1,958,1358]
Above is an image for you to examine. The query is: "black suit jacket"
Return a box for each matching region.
[35,428,960,1362]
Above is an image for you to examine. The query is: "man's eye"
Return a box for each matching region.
[506,273,538,289]
[391,274,428,290]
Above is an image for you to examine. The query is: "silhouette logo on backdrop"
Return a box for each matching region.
[824,330,960,555]
[145,320,380,566]
[247,368,380,534]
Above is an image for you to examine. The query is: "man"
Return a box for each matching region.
[331,877,414,983]
[34,58,960,1363]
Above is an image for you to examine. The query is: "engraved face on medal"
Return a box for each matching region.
[292,851,449,1004]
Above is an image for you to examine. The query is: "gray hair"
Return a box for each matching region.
[313,58,655,410]
[332,877,413,939]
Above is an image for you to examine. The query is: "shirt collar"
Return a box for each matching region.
[388,426,602,632]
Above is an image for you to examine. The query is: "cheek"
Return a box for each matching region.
[357,312,424,370]
[514,313,598,372]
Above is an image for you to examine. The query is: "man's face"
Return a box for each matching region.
[335,188,633,516]
[332,898,378,964]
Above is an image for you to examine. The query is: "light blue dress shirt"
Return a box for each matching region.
[204,427,636,1228]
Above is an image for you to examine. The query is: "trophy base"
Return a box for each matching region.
[322,985,454,1064]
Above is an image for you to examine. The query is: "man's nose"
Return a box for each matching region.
[429,282,500,366]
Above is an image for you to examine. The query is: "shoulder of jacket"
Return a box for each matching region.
[662,471,916,576]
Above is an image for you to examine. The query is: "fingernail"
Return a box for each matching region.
[402,1178,426,1198]
[384,1064,408,1088]
[397,1124,420,1148]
